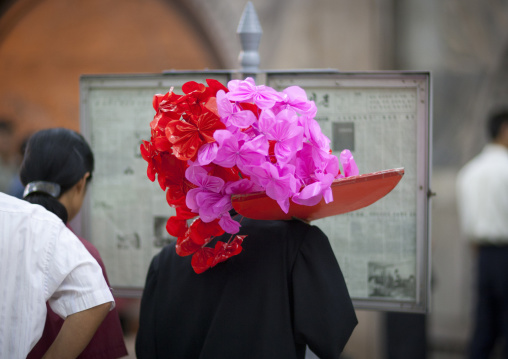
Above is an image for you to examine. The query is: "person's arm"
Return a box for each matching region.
[292,224,358,358]
[42,302,111,359]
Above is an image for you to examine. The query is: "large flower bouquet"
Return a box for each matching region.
[141,77,358,273]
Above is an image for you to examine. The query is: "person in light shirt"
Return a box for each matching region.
[18,128,127,359]
[0,192,114,359]
[456,109,508,358]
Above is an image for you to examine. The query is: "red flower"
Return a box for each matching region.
[140,140,157,182]
[142,79,254,274]
[204,97,219,117]
[238,102,260,117]
[166,206,197,238]
[190,234,246,274]
[208,163,242,183]
[166,111,226,161]
[189,218,225,245]
[153,152,185,191]
[268,140,278,164]
[206,78,228,94]
[174,218,223,257]
[153,134,172,153]
[191,247,215,274]
[202,79,229,117]
[165,185,186,207]
[166,217,187,238]
[176,234,205,257]
[140,136,183,191]
[151,91,183,132]
[175,82,211,115]
[207,235,245,268]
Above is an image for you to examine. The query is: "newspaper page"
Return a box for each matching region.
[269,76,422,302]
[82,74,230,290]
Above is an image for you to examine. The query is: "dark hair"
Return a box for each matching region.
[20,128,94,223]
[487,109,508,140]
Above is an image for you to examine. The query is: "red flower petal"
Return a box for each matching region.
[191,247,215,274]
[176,234,203,257]
[189,218,224,246]
[268,140,277,164]
[165,111,225,161]
[182,81,206,95]
[206,78,228,94]
[166,216,188,238]
[207,235,245,268]
[158,152,186,186]
[153,135,172,152]
[238,102,259,118]
[147,166,156,182]
[196,112,225,143]
[140,140,152,161]
[209,164,242,183]
[140,141,157,182]
[151,92,183,130]
[204,97,219,117]
[176,205,197,220]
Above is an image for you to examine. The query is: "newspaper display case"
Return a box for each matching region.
[80,70,432,312]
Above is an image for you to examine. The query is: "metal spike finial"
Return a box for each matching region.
[237,2,262,73]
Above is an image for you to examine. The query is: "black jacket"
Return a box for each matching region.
[136,218,357,359]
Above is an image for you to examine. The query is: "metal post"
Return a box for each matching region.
[237,2,262,79]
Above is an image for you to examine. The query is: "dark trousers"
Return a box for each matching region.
[469,245,508,359]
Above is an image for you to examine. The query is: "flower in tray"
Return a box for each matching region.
[141,77,358,273]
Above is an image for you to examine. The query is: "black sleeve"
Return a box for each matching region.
[292,225,358,359]
[135,253,160,359]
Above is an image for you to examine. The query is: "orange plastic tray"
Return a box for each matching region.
[231,168,405,221]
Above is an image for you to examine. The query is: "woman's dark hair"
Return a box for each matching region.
[20,128,94,223]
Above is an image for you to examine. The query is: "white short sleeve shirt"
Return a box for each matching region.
[0,192,114,358]
[456,144,508,243]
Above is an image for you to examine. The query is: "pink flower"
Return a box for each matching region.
[265,109,304,166]
[292,172,335,206]
[216,90,257,129]
[300,119,335,171]
[244,162,298,213]
[185,165,225,213]
[255,109,276,135]
[274,86,317,117]
[296,143,339,182]
[227,77,284,109]
[194,191,232,223]
[197,142,218,165]
[306,118,331,152]
[224,179,263,195]
[218,212,241,233]
[339,149,359,177]
[213,130,268,171]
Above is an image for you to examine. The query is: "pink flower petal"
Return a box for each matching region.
[197,142,218,165]
[219,212,241,234]
[340,149,359,177]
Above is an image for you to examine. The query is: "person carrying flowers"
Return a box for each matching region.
[136,77,359,358]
